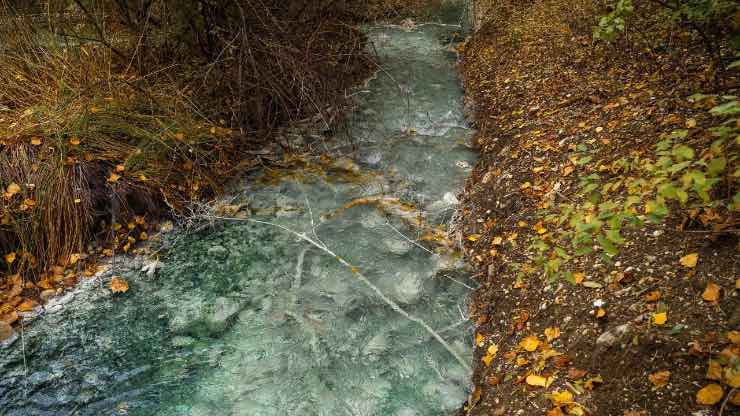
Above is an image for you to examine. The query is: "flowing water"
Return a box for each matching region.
[0,23,477,416]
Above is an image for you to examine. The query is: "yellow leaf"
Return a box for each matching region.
[520,335,540,352]
[110,276,129,293]
[482,354,494,367]
[476,332,485,347]
[596,308,607,318]
[487,344,499,356]
[544,327,561,342]
[534,222,547,234]
[679,253,698,268]
[69,253,81,265]
[69,137,80,145]
[649,370,670,389]
[547,390,573,407]
[728,331,740,345]
[701,282,720,302]
[174,132,185,141]
[30,137,42,146]
[525,375,547,387]
[4,252,16,265]
[107,172,121,183]
[491,236,503,245]
[686,118,697,128]
[573,272,585,284]
[706,360,723,381]
[115,164,125,172]
[725,367,740,388]
[467,234,481,242]
[515,356,529,366]
[653,312,667,326]
[5,183,20,196]
[139,231,148,241]
[696,384,723,405]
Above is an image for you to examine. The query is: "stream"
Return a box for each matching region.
[0,22,477,416]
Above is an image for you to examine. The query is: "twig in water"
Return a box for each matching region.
[385,220,433,254]
[212,214,472,372]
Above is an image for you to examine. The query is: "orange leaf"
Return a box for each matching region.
[648,370,670,389]
[701,282,720,302]
[696,384,723,405]
[110,276,129,293]
[679,253,698,268]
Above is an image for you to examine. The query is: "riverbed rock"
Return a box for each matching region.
[207,245,229,261]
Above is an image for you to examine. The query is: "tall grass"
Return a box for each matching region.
[0,1,370,282]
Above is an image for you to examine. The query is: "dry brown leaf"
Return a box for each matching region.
[568,367,588,379]
[644,290,661,302]
[648,370,670,389]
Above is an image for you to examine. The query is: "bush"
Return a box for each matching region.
[0,1,370,280]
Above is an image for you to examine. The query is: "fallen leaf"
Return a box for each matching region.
[645,290,661,302]
[653,312,667,326]
[544,327,561,342]
[696,383,723,405]
[706,360,723,381]
[584,374,604,390]
[520,335,540,352]
[69,137,80,145]
[5,183,20,196]
[110,276,129,293]
[728,331,740,345]
[731,391,740,406]
[701,282,721,302]
[476,332,485,347]
[568,367,588,379]
[467,234,481,242]
[679,253,698,268]
[4,252,16,265]
[525,374,548,387]
[547,390,573,407]
[17,299,38,312]
[595,307,607,318]
[725,367,740,388]
[487,343,499,356]
[649,370,670,389]
[482,354,494,366]
[108,172,121,183]
[30,137,42,146]
[573,272,585,284]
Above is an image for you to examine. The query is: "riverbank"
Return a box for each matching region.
[458,1,738,415]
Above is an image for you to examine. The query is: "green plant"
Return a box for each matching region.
[593,0,634,42]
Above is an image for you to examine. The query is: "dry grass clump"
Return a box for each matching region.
[0,0,370,282]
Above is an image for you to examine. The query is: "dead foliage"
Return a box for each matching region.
[0,1,371,286]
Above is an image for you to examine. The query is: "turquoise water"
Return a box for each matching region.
[0,23,477,416]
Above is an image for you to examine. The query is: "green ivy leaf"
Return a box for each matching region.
[707,157,726,176]
[672,145,695,161]
[606,228,626,245]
